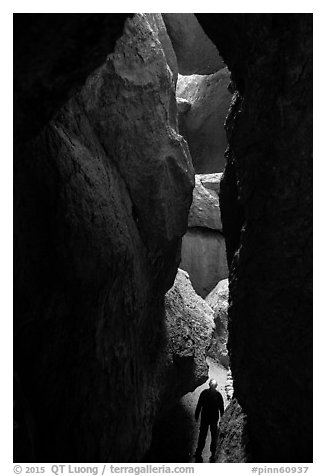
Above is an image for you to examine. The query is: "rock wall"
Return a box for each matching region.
[206,279,229,368]
[215,398,250,463]
[196,14,313,462]
[177,69,232,173]
[160,14,232,174]
[14,14,195,462]
[162,13,224,75]
[180,174,228,297]
[162,269,215,412]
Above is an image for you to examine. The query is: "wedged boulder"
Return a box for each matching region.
[206,279,229,368]
[14,13,194,462]
[199,173,223,193]
[177,68,232,173]
[162,269,215,410]
[180,173,227,301]
[188,174,223,231]
[180,228,228,298]
[162,13,224,75]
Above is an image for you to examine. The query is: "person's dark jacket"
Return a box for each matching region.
[195,388,224,422]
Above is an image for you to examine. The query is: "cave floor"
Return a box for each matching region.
[144,357,229,463]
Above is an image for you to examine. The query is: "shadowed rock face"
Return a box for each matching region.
[14,14,194,462]
[196,13,313,462]
[162,13,224,75]
[14,13,132,142]
[177,69,232,173]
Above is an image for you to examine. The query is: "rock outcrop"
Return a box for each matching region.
[177,68,232,173]
[162,13,224,75]
[206,277,229,307]
[206,279,229,368]
[215,398,250,463]
[196,13,313,462]
[161,269,215,411]
[145,14,178,85]
[14,13,194,462]
[180,174,228,298]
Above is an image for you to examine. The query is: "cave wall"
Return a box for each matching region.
[14,13,313,463]
[215,398,249,463]
[162,13,224,75]
[161,13,232,174]
[177,69,232,173]
[14,14,196,462]
[196,14,313,462]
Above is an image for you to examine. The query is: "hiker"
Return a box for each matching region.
[194,378,224,461]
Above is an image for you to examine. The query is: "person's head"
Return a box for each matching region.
[209,379,218,390]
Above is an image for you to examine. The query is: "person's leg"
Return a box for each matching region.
[196,419,209,456]
[209,421,218,456]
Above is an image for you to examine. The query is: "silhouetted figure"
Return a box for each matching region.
[194,378,224,462]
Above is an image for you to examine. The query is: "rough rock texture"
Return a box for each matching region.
[197,14,313,462]
[14,14,194,462]
[215,398,250,463]
[188,174,222,230]
[199,173,223,193]
[180,228,228,298]
[177,68,232,173]
[206,277,229,307]
[206,279,229,368]
[145,14,178,85]
[224,370,234,402]
[162,13,224,75]
[161,269,215,412]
